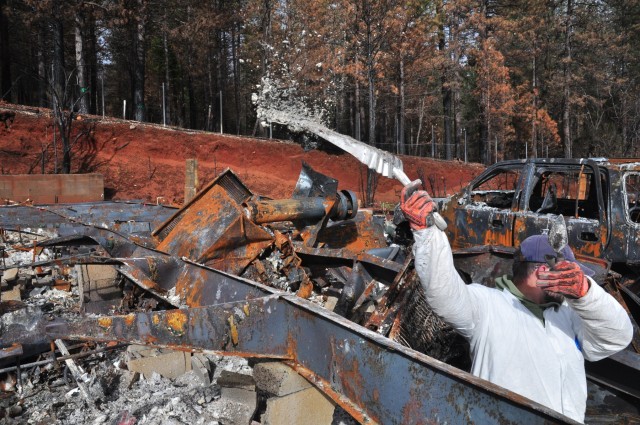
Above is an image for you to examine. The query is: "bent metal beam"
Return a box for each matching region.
[46,261,574,425]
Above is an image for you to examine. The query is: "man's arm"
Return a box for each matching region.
[413,227,481,339]
[567,280,633,361]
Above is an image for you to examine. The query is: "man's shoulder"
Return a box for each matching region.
[467,283,510,300]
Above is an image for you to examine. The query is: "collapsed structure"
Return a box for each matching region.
[1,162,639,424]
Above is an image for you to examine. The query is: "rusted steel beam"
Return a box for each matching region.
[0,343,23,360]
[0,202,176,236]
[45,295,291,358]
[45,274,574,424]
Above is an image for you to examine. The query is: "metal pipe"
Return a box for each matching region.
[245,192,357,225]
[245,198,328,224]
[0,343,128,375]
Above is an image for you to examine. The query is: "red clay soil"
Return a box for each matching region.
[0,105,484,206]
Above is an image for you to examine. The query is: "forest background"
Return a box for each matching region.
[1,0,639,165]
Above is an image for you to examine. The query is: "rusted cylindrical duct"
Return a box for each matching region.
[244,190,357,224]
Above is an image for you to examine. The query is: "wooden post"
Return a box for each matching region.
[184,159,198,204]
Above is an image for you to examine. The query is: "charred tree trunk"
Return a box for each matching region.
[207,47,213,131]
[0,0,12,101]
[365,1,377,207]
[133,0,147,122]
[398,56,406,155]
[442,82,453,160]
[232,23,240,134]
[366,55,376,149]
[74,6,89,114]
[532,53,537,158]
[217,29,224,133]
[37,28,47,107]
[478,0,490,165]
[88,18,98,115]
[354,54,361,141]
[562,0,573,158]
[52,1,65,101]
[188,70,196,129]
[437,0,453,160]
[163,5,171,125]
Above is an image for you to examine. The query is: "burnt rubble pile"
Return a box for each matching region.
[0,164,457,424]
[0,230,357,424]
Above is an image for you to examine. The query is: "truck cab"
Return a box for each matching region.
[440,158,640,284]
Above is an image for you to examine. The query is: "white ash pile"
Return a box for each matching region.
[0,229,357,425]
[1,346,357,424]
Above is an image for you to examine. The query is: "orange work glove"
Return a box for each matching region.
[400,183,435,231]
[536,260,589,299]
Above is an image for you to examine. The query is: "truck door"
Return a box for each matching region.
[622,172,640,273]
[450,163,525,249]
[513,161,607,260]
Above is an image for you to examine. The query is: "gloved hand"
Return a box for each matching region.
[400,181,435,230]
[535,260,589,299]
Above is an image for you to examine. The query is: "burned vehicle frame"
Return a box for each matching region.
[441,159,640,285]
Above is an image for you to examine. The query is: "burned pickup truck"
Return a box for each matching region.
[440,158,640,291]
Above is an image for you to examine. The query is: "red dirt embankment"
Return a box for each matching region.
[0,106,484,205]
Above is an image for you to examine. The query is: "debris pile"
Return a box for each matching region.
[1,162,638,423]
[0,231,357,423]
[0,164,448,424]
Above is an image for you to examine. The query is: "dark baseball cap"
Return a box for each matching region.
[519,235,595,277]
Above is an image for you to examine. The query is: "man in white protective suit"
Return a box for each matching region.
[399,182,633,423]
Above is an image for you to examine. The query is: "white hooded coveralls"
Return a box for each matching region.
[412,227,633,423]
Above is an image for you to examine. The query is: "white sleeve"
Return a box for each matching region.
[412,227,481,339]
[568,278,633,361]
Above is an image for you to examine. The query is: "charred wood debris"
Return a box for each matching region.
[0,163,637,424]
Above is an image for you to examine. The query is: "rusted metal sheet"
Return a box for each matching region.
[153,165,361,274]
[295,245,403,285]
[117,256,269,308]
[45,281,575,424]
[153,169,253,242]
[153,169,273,274]
[155,181,273,275]
[316,210,387,252]
[0,174,104,204]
